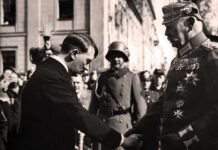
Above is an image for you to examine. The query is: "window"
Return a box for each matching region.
[1,50,16,70]
[0,0,16,25]
[58,0,73,20]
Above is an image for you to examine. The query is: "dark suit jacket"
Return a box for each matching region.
[17,58,121,150]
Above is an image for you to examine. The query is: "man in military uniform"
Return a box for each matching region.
[140,71,159,113]
[125,1,218,150]
[90,41,146,150]
[150,69,166,96]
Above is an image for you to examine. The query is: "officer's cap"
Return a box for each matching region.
[162,1,203,24]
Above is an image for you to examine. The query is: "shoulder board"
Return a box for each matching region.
[202,40,218,51]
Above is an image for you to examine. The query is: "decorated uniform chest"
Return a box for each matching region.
[161,46,213,133]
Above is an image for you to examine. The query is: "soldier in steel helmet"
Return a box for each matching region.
[90,41,147,150]
[125,1,218,150]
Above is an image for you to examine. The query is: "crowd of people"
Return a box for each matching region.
[0,35,165,150]
[1,1,218,150]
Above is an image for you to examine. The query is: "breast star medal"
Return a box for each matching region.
[184,71,200,86]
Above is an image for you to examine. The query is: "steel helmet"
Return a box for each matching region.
[105,41,129,62]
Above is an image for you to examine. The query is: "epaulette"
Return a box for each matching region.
[202,39,218,51]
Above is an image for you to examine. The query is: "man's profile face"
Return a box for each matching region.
[67,47,95,74]
[164,18,189,48]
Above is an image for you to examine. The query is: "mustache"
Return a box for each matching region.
[83,66,89,71]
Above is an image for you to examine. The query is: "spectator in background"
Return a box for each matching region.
[71,74,92,110]
[82,70,90,87]
[44,43,62,58]
[150,69,166,96]
[28,47,45,78]
[140,71,159,113]
[87,70,98,90]
[29,47,45,66]
[71,74,92,150]
[139,70,152,89]
[0,68,22,150]
[0,75,11,150]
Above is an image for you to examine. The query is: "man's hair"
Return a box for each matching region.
[61,33,98,58]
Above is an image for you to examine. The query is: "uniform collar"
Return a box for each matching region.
[51,55,69,72]
[178,31,208,57]
[110,67,129,78]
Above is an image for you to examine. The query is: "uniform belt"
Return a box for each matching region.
[99,108,131,117]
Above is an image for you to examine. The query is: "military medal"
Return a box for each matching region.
[176,82,185,93]
[174,109,184,119]
[184,71,199,86]
[170,57,200,71]
[176,100,184,108]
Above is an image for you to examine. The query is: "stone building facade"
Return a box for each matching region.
[0,0,171,74]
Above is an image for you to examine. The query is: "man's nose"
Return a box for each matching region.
[83,64,89,71]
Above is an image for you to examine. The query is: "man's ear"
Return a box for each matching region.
[184,17,195,31]
[64,49,79,62]
[70,48,80,60]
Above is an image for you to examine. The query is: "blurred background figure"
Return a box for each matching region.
[43,31,61,59]
[0,73,11,150]
[140,70,159,113]
[82,70,90,89]
[71,74,92,150]
[150,69,166,96]
[0,67,22,150]
[87,70,98,90]
[44,43,61,59]
[139,70,152,90]
[71,73,92,110]
[28,47,45,78]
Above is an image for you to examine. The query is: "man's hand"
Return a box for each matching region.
[159,133,186,149]
[124,128,137,137]
[122,134,143,149]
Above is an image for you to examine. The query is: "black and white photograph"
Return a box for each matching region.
[1,0,218,150]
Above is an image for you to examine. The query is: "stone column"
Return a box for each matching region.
[90,0,109,70]
[26,0,40,70]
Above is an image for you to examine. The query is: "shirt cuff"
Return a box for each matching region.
[120,134,125,146]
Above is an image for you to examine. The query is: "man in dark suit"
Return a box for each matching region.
[16,33,141,150]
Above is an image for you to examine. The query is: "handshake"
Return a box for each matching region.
[121,129,143,149]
